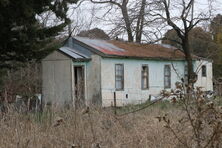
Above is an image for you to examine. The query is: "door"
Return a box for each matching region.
[74,66,85,107]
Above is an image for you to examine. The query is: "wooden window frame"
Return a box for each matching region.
[184,65,188,84]
[115,64,124,91]
[141,64,149,90]
[164,65,171,89]
[202,65,207,77]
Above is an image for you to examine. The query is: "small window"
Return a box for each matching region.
[202,65,207,77]
[141,65,149,89]
[184,65,188,84]
[164,65,171,89]
[115,64,124,90]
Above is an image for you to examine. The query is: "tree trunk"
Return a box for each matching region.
[136,0,146,43]
[182,36,196,86]
[121,1,134,42]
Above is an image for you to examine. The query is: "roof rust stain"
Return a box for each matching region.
[74,37,195,59]
[95,46,126,56]
[107,40,185,59]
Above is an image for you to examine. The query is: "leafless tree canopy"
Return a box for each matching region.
[89,0,158,43]
[148,0,214,85]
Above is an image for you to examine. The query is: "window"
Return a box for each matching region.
[115,64,124,90]
[202,65,207,77]
[141,65,149,89]
[164,65,171,89]
[184,65,188,84]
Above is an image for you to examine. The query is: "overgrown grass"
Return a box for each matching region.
[0,104,180,148]
[116,100,179,115]
[1,97,222,148]
[213,96,222,106]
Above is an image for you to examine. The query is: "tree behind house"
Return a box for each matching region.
[163,27,222,78]
[77,28,110,40]
[153,0,213,85]
[89,0,148,43]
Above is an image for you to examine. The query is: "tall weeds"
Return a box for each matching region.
[0,106,178,148]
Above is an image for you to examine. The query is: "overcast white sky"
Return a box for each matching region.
[66,0,222,40]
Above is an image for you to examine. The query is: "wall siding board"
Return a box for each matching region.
[101,58,213,107]
[42,50,213,107]
[194,60,213,91]
[77,55,102,106]
[42,51,73,106]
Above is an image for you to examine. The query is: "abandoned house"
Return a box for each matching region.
[42,37,213,107]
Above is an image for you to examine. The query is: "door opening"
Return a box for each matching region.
[74,66,85,107]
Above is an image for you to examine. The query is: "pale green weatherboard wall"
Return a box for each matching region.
[100,58,213,107]
[42,51,213,107]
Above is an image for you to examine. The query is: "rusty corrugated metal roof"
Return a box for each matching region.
[108,40,186,59]
[74,37,126,55]
[74,37,189,60]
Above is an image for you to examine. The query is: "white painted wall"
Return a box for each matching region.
[100,58,213,107]
[194,60,213,91]
[42,50,213,107]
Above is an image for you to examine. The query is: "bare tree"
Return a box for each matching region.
[152,0,213,85]
[135,0,146,42]
[90,0,134,41]
[68,1,97,35]
[90,0,152,43]
[37,0,96,37]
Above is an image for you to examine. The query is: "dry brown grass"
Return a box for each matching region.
[0,105,188,148]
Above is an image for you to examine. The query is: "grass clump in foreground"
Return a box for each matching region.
[1,95,222,148]
[116,99,178,115]
[0,104,183,148]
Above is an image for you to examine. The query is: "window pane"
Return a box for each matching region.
[184,65,188,75]
[164,65,171,88]
[184,65,188,84]
[115,64,124,90]
[164,65,170,76]
[116,80,122,89]
[141,65,149,89]
[164,76,170,88]
[142,77,148,88]
[202,65,206,77]
[116,69,120,76]
[116,76,122,81]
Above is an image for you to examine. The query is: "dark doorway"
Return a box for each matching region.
[74,66,85,107]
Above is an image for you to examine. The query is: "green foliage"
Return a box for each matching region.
[0,69,7,91]
[163,27,219,57]
[162,29,182,49]
[77,28,110,40]
[0,0,78,68]
[210,14,222,78]
[210,14,222,44]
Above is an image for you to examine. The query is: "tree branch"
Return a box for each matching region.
[90,0,122,8]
